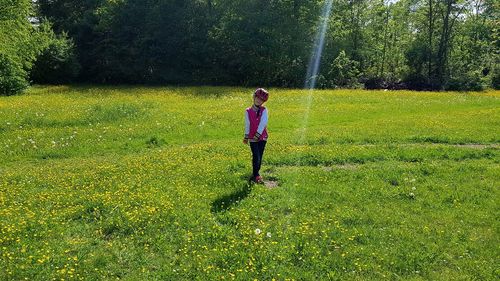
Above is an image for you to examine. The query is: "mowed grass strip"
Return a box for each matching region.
[0,86,499,280]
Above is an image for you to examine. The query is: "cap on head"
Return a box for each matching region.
[254,88,269,102]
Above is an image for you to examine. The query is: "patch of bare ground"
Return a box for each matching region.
[322,164,359,172]
[264,180,279,189]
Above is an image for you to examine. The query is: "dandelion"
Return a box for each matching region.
[255,228,261,235]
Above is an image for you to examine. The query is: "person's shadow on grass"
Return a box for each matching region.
[210,175,254,214]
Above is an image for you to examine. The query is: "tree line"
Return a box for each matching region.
[1,0,498,95]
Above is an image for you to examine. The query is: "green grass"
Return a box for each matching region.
[0,85,499,280]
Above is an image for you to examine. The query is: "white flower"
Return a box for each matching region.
[255,228,261,235]
[266,232,272,238]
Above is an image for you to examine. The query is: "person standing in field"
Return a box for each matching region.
[243,88,269,184]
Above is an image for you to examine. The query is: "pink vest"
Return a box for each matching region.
[247,106,268,141]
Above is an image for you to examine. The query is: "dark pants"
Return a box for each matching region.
[250,141,267,178]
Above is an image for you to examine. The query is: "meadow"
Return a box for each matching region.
[0,86,499,280]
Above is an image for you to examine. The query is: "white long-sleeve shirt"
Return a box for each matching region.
[244,107,268,139]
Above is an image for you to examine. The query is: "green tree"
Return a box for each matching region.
[446,0,498,90]
[31,0,498,90]
[210,0,320,87]
[36,0,106,81]
[403,0,480,90]
[0,0,51,94]
[324,50,361,88]
[30,28,80,84]
[0,0,31,95]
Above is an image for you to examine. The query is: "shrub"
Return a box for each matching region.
[492,67,500,90]
[0,53,28,96]
[402,73,435,91]
[324,51,362,88]
[30,32,80,84]
[446,70,486,91]
[363,76,386,90]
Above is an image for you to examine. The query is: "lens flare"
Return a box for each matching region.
[299,0,333,144]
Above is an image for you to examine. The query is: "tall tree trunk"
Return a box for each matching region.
[428,0,433,84]
[436,0,453,89]
[381,7,389,77]
[349,0,359,60]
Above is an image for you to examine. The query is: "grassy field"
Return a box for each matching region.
[0,86,499,280]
